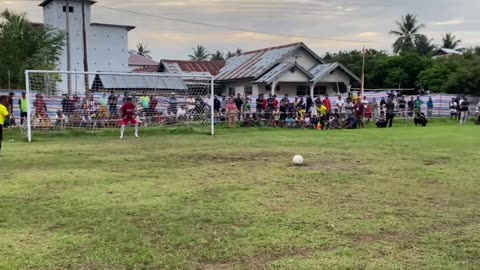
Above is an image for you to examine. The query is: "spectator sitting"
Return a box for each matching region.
[328,110,341,129]
[414,112,428,127]
[177,105,187,120]
[304,114,311,128]
[55,110,67,128]
[343,115,358,129]
[242,115,255,127]
[376,111,387,128]
[311,115,319,129]
[295,111,304,128]
[272,111,280,127]
[285,113,295,128]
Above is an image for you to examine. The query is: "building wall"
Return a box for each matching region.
[43,0,129,94]
[319,68,351,84]
[282,47,319,70]
[89,25,129,72]
[277,67,311,82]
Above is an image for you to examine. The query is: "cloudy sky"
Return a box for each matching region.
[3,0,480,60]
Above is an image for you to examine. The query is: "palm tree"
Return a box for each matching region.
[442,33,461,49]
[226,48,243,59]
[414,34,436,56]
[210,50,225,61]
[135,43,152,58]
[0,9,65,89]
[390,14,425,54]
[189,45,210,61]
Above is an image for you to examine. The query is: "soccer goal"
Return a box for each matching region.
[24,70,215,142]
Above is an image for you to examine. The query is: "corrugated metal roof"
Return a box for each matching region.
[255,62,313,83]
[434,48,463,55]
[128,54,159,67]
[96,74,187,90]
[161,60,224,75]
[39,0,96,7]
[309,62,361,83]
[215,42,302,81]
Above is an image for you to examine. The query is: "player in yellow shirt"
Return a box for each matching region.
[0,96,10,156]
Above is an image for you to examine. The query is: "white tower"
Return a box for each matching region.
[40,0,134,94]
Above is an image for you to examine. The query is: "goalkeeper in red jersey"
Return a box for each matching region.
[120,97,139,139]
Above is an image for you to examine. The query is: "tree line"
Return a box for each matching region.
[1,9,479,95]
[0,9,65,89]
[325,14,480,95]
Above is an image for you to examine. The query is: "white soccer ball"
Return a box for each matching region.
[292,155,304,165]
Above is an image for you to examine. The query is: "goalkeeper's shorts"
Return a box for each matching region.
[122,118,138,126]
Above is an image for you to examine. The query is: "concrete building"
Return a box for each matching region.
[214,42,360,97]
[39,0,135,93]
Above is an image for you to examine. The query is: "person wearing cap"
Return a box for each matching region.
[19,92,28,125]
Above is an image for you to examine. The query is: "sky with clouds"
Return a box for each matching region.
[2,0,480,61]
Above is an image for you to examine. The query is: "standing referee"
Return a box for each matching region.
[0,96,10,156]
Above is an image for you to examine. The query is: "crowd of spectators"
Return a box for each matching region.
[3,90,480,130]
[214,92,480,129]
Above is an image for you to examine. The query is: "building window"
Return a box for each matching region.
[228,87,235,96]
[265,85,280,92]
[62,6,74,13]
[244,86,253,95]
[314,86,327,96]
[296,86,308,96]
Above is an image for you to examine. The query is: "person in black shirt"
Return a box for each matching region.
[459,98,470,125]
[281,94,289,104]
[234,93,244,120]
[213,96,221,112]
[407,97,415,117]
[256,94,265,120]
[108,91,118,115]
[376,111,387,128]
[414,112,428,127]
[385,98,395,127]
[306,95,313,113]
[379,97,386,112]
[266,94,275,120]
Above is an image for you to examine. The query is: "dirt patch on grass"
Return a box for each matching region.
[423,156,451,166]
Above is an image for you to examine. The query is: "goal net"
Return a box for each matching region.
[24,70,214,141]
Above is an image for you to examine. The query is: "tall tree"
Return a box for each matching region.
[442,33,461,49]
[210,50,225,61]
[189,45,210,61]
[226,48,243,59]
[415,34,436,56]
[135,43,152,58]
[0,9,65,89]
[390,14,425,54]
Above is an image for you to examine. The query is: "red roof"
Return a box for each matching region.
[161,60,225,76]
[128,54,159,67]
[132,66,159,73]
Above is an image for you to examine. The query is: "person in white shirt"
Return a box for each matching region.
[335,95,345,120]
[177,106,187,119]
[186,95,196,114]
[361,96,369,107]
[345,98,354,119]
[310,103,318,117]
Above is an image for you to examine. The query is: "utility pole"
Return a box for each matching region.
[66,0,72,95]
[81,0,89,95]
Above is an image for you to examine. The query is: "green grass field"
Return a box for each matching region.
[1,123,479,270]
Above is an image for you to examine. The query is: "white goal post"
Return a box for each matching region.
[24,70,215,142]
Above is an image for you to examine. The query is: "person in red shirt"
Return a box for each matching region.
[273,95,279,111]
[120,97,138,139]
[323,95,332,113]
